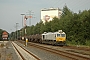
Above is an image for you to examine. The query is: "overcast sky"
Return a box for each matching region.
[0,0,90,33]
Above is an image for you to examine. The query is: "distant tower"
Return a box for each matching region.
[41,8,62,23]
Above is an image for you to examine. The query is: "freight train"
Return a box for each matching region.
[21,30,66,45]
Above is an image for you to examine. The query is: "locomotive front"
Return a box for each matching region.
[55,30,66,45]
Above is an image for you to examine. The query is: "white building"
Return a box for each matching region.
[41,8,62,23]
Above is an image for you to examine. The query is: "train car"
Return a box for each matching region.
[27,34,42,43]
[42,30,66,45]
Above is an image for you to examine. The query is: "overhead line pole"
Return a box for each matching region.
[29,11,31,26]
[21,14,25,37]
[16,23,19,40]
[21,14,25,28]
[26,10,34,26]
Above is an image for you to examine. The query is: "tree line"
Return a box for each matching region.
[11,5,90,46]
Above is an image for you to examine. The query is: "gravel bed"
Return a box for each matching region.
[0,41,20,60]
[12,42,37,60]
[16,41,67,60]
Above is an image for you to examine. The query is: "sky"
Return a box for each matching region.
[0,0,90,33]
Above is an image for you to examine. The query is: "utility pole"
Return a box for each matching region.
[21,14,25,37]
[29,11,32,26]
[21,14,25,27]
[26,10,34,26]
[16,23,19,40]
[10,29,12,40]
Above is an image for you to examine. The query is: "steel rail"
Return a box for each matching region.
[11,42,25,60]
[19,41,90,60]
[29,43,90,60]
[63,45,90,51]
[14,42,40,60]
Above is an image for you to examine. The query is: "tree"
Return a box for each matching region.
[50,17,60,32]
[0,29,3,40]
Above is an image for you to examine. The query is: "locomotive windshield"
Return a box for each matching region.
[57,34,65,37]
[61,34,65,37]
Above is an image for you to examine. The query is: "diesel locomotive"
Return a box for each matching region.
[42,30,66,45]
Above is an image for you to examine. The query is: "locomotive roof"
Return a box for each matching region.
[54,32,65,34]
[42,31,65,35]
[2,31,8,35]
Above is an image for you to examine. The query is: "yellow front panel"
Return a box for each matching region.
[56,37,66,42]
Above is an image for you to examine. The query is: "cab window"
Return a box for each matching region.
[57,34,60,37]
[61,34,65,37]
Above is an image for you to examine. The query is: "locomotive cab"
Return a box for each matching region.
[55,31,66,45]
[56,32,66,42]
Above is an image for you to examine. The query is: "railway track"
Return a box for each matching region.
[29,43,90,60]
[18,41,90,60]
[11,41,40,60]
[63,45,90,51]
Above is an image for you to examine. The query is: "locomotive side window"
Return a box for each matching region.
[57,34,60,37]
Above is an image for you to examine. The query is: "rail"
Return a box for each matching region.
[11,41,40,60]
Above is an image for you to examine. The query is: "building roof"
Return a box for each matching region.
[2,31,8,35]
[41,8,62,11]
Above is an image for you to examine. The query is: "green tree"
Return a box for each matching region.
[0,29,3,40]
[51,17,60,32]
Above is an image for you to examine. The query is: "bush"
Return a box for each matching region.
[85,40,90,46]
